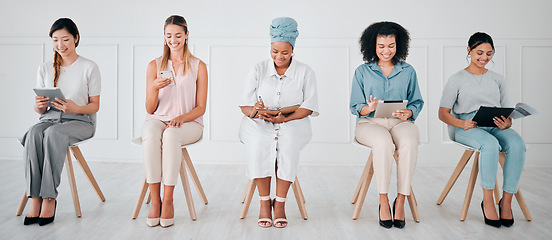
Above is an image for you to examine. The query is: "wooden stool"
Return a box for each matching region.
[240,176,308,220]
[131,137,207,221]
[351,140,420,222]
[16,140,106,217]
[436,142,532,221]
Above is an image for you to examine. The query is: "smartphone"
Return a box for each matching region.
[160,71,174,85]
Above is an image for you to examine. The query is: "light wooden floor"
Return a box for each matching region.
[1,160,551,240]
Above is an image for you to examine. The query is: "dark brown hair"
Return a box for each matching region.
[49,18,79,87]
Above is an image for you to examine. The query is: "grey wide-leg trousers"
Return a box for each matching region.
[21,119,94,199]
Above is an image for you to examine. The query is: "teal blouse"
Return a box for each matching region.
[349,61,424,121]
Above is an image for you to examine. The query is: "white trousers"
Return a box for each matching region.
[141,119,202,186]
[355,117,419,195]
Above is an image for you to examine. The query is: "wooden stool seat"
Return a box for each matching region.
[240,176,308,220]
[131,137,207,221]
[16,141,106,217]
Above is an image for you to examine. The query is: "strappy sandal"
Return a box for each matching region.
[273,196,288,228]
[257,195,273,228]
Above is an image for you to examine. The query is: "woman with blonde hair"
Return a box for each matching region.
[141,15,208,228]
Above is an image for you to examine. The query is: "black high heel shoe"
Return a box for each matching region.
[38,200,57,226]
[392,198,405,229]
[23,216,39,225]
[379,204,393,229]
[499,198,514,227]
[480,201,501,228]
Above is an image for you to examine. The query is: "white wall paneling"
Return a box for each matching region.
[78,44,119,140]
[520,46,552,144]
[0,44,44,139]
[1,1,551,167]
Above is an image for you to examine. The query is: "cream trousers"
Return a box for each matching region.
[141,119,202,186]
[355,117,419,195]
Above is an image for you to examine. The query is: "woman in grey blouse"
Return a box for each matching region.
[439,32,525,228]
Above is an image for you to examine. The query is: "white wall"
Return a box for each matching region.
[1,0,551,167]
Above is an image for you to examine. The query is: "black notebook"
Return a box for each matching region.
[472,106,514,127]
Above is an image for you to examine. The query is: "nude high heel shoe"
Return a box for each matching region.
[147,201,161,227]
[160,202,174,228]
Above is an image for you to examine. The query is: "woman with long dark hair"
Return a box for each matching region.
[21,18,101,226]
[439,32,526,228]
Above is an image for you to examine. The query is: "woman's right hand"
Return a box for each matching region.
[462,119,477,130]
[249,101,266,118]
[365,95,380,113]
[151,77,172,91]
[35,95,49,110]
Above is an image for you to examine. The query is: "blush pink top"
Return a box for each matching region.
[147,56,203,128]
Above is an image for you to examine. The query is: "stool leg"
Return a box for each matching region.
[437,150,474,205]
[294,176,306,203]
[182,148,208,204]
[70,146,106,202]
[292,180,308,220]
[497,153,532,221]
[65,149,82,217]
[132,177,149,219]
[407,187,420,222]
[241,180,253,203]
[240,179,256,219]
[180,162,197,220]
[352,154,374,220]
[352,154,372,204]
[16,191,28,216]
[460,152,479,221]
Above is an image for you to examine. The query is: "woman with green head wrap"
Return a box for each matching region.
[239,17,319,228]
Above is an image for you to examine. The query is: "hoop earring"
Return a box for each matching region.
[291,53,295,57]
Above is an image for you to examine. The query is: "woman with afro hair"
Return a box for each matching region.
[349,21,424,229]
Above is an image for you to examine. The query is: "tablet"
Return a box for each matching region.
[472,106,515,127]
[33,87,66,107]
[374,100,408,118]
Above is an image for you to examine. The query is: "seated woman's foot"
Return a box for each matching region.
[393,197,405,229]
[147,200,161,227]
[160,199,174,228]
[39,198,56,219]
[258,195,273,228]
[379,201,393,229]
[24,198,42,225]
[38,198,57,226]
[273,196,288,228]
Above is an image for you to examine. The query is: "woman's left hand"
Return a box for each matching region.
[168,115,186,128]
[51,98,79,113]
[259,112,286,123]
[494,115,512,130]
[392,109,412,121]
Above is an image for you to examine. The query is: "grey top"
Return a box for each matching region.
[440,69,509,114]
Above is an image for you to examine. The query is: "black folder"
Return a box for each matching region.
[472,106,514,127]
